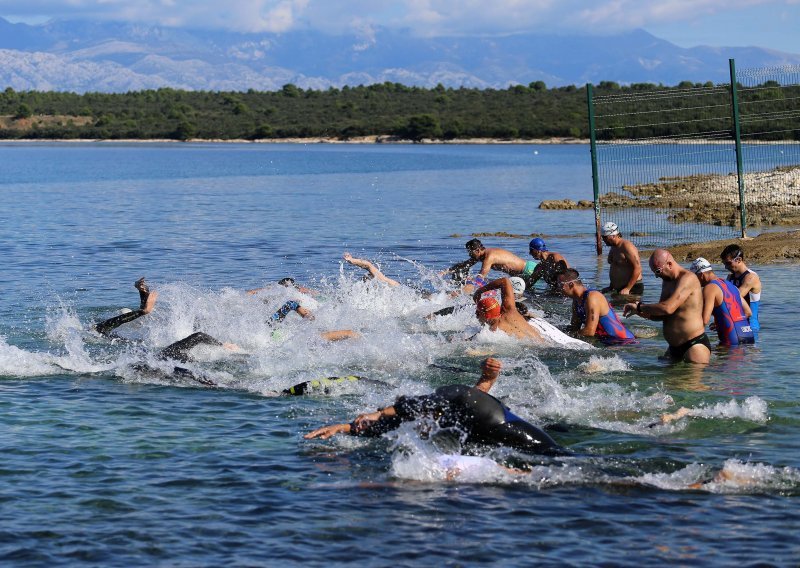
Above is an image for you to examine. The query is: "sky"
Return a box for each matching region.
[2,0,799,53]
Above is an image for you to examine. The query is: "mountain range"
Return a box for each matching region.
[2,17,799,93]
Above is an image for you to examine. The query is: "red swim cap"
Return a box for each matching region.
[477,297,501,319]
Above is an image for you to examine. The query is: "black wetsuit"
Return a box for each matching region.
[158,332,223,363]
[528,257,568,290]
[357,384,564,456]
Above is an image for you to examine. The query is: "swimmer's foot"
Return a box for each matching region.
[135,277,151,310]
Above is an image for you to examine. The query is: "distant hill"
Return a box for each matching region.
[2,17,800,93]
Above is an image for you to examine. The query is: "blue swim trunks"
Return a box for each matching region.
[522,260,539,277]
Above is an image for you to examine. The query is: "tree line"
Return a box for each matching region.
[0,80,797,141]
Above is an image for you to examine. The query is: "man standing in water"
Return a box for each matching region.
[623,249,710,363]
[689,257,754,346]
[465,239,538,283]
[601,222,644,296]
[472,277,544,342]
[720,244,762,332]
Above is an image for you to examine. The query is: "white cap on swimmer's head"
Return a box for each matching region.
[509,277,526,296]
[690,257,713,274]
[602,221,620,236]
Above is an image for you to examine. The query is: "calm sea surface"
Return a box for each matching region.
[1,142,798,566]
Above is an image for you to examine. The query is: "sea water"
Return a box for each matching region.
[1,142,798,566]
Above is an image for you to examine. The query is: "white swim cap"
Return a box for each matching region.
[690,257,713,274]
[602,221,620,236]
[509,277,526,296]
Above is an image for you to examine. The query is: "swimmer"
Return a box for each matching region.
[305,358,565,456]
[93,277,159,338]
[557,269,637,345]
[623,249,710,364]
[267,299,359,341]
[720,244,762,332]
[342,252,401,287]
[601,222,644,296]
[690,257,754,346]
[472,277,545,342]
[527,238,570,289]
[464,238,537,283]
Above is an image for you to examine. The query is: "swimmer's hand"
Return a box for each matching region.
[304,423,352,439]
[476,357,502,393]
[619,287,631,295]
[622,302,638,318]
[222,342,241,352]
[660,407,692,425]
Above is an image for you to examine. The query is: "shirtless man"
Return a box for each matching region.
[720,244,762,332]
[601,222,644,296]
[465,239,536,282]
[472,277,543,342]
[622,249,710,364]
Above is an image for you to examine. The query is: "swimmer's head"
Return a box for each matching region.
[529,237,547,252]
[690,257,714,283]
[476,297,502,321]
[602,221,620,237]
[509,276,526,296]
[720,244,744,272]
[556,268,582,296]
[465,238,485,259]
[278,277,297,288]
[690,257,712,274]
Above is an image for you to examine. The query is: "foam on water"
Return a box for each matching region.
[635,459,800,494]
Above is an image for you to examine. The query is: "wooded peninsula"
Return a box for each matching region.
[0,80,797,142]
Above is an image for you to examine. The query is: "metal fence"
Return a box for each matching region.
[587,60,800,251]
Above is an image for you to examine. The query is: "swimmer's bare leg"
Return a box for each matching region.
[320,330,360,342]
[343,252,401,287]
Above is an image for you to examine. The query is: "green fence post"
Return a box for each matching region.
[729,58,748,238]
[587,83,602,255]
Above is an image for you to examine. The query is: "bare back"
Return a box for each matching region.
[493,309,544,342]
[479,248,528,277]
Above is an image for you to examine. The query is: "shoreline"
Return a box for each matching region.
[0,135,589,145]
[3,136,800,145]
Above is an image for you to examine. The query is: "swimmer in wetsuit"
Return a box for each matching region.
[305,358,564,456]
[93,277,158,338]
[690,257,754,346]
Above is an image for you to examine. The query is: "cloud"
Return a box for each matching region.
[0,0,794,36]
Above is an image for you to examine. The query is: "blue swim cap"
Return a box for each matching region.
[529,237,547,252]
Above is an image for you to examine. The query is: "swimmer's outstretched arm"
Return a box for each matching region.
[343,252,401,287]
[94,277,158,336]
[474,357,502,393]
[305,406,398,439]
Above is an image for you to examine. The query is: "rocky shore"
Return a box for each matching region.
[539,165,800,227]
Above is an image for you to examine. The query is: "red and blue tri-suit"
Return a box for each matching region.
[576,289,637,345]
[711,278,755,346]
